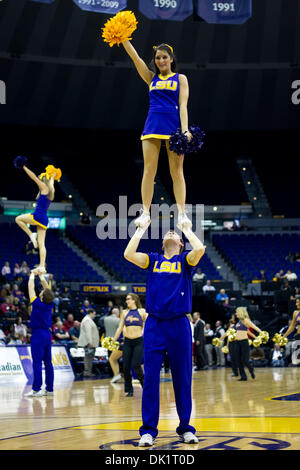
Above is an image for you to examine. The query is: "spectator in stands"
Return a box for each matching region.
[24,241,38,256]
[258,269,267,282]
[216,289,229,304]
[271,344,285,367]
[193,312,207,371]
[7,325,23,345]
[214,321,225,367]
[104,307,120,338]
[63,313,75,332]
[68,321,81,344]
[12,284,24,302]
[203,280,216,293]
[104,300,114,316]
[295,252,300,262]
[291,287,300,301]
[1,262,11,279]
[0,283,11,298]
[192,268,206,296]
[249,346,268,367]
[80,299,93,317]
[283,269,298,282]
[0,297,12,316]
[47,274,57,291]
[274,269,285,282]
[78,309,100,377]
[52,320,70,344]
[204,323,214,366]
[20,261,30,275]
[14,316,27,342]
[18,301,29,322]
[13,263,22,278]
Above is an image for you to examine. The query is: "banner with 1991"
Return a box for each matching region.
[196,0,252,24]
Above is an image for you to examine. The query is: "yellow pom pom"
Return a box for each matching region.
[279,337,287,346]
[253,337,262,347]
[45,165,62,181]
[222,346,229,354]
[259,331,269,344]
[227,328,236,342]
[212,338,222,347]
[102,10,138,47]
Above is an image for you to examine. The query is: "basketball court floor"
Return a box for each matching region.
[0,367,299,451]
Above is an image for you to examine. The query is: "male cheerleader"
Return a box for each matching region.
[24,270,55,397]
[124,221,205,447]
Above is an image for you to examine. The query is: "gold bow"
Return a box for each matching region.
[153,43,174,54]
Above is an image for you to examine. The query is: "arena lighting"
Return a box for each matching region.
[160,197,164,200]
[32,203,36,208]
[258,214,262,217]
[213,206,218,211]
[120,286,127,291]
[68,194,72,199]
[242,167,246,171]
[217,266,222,270]
[80,212,83,216]
[247,181,251,185]
[253,197,257,200]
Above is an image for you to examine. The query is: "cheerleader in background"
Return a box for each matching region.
[109,334,124,384]
[15,162,60,273]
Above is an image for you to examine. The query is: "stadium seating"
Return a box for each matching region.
[0,223,102,283]
[212,233,300,283]
[66,225,222,283]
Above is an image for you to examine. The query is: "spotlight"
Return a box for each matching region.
[213,206,218,211]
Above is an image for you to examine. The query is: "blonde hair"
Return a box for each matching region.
[236,307,250,320]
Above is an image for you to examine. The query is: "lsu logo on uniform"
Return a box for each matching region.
[150,80,178,91]
[153,261,181,274]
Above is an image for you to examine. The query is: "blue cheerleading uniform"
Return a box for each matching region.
[141,73,180,140]
[30,193,51,229]
[30,296,54,392]
[138,251,197,439]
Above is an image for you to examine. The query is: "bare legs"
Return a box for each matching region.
[141,139,160,212]
[15,214,47,270]
[36,226,47,269]
[15,214,36,239]
[166,141,186,215]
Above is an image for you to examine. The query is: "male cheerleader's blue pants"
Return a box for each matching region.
[139,315,195,439]
[31,330,54,392]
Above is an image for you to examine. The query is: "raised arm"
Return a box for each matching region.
[124,225,150,269]
[38,273,50,291]
[23,166,48,193]
[182,227,206,267]
[122,40,154,85]
[28,272,37,302]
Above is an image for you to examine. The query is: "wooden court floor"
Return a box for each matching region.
[0,367,300,451]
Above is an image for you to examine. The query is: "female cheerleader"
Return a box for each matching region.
[15,164,56,273]
[121,40,192,231]
[234,307,263,381]
[109,334,124,384]
[112,294,147,396]
[282,298,300,342]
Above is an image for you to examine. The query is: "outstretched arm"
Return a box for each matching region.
[38,273,50,290]
[28,272,37,302]
[122,41,154,85]
[282,311,297,338]
[124,225,150,269]
[178,74,190,138]
[23,166,48,193]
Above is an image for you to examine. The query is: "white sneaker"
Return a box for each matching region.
[138,433,154,447]
[134,208,150,229]
[31,266,47,274]
[30,233,38,249]
[179,432,199,444]
[177,212,192,232]
[45,390,54,396]
[24,389,45,397]
[110,374,122,384]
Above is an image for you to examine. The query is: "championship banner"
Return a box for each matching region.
[132,285,146,294]
[81,283,112,294]
[72,0,127,14]
[196,0,252,24]
[138,0,193,21]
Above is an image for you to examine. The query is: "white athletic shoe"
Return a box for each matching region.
[110,374,122,384]
[24,389,45,398]
[45,390,54,396]
[30,232,38,249]
[177,212,192,232]
[31,266,47,275]
[138,434,154,447]
[179,432,199,444]
[134,209,150,230]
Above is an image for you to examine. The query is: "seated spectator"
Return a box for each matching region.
[192,268,206,296]
[47,274,57,291]
[274,269,285,282]
[80,299,94,317]
[52,320,70,344]
[14,316,27,343]
[12,284,24,302]
[63,313,75,332]
[271,344,285,367]
[20,261,30,275]
[250,346,268,367]
[6,325,23,345]
[18,301,30,322]
[1,262,11,279]
[203,280,216,293]
[0,283,11,298]
[68,321,81,344]
[295,252,300,262]
[103,300,114,316]
[216,288,229,304]
[283,269,297,282]
[257,269,267,281]
[0,297,13,316]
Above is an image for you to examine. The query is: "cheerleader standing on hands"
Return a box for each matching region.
[15,158,60,273]
[102,12,194,232]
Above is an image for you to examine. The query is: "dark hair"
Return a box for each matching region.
[42,289,55,304]
[151,44,178,75]
[127,294,142,309]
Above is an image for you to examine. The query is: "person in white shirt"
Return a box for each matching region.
[1,262,11,277]
[78,309,100,377]
[271,344,285,367]
[202,280,216,293]
[284,270,297,281]
[204,323,214,366]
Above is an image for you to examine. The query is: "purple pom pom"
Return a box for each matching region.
[14,155,28,169]
[169,125,205,156]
